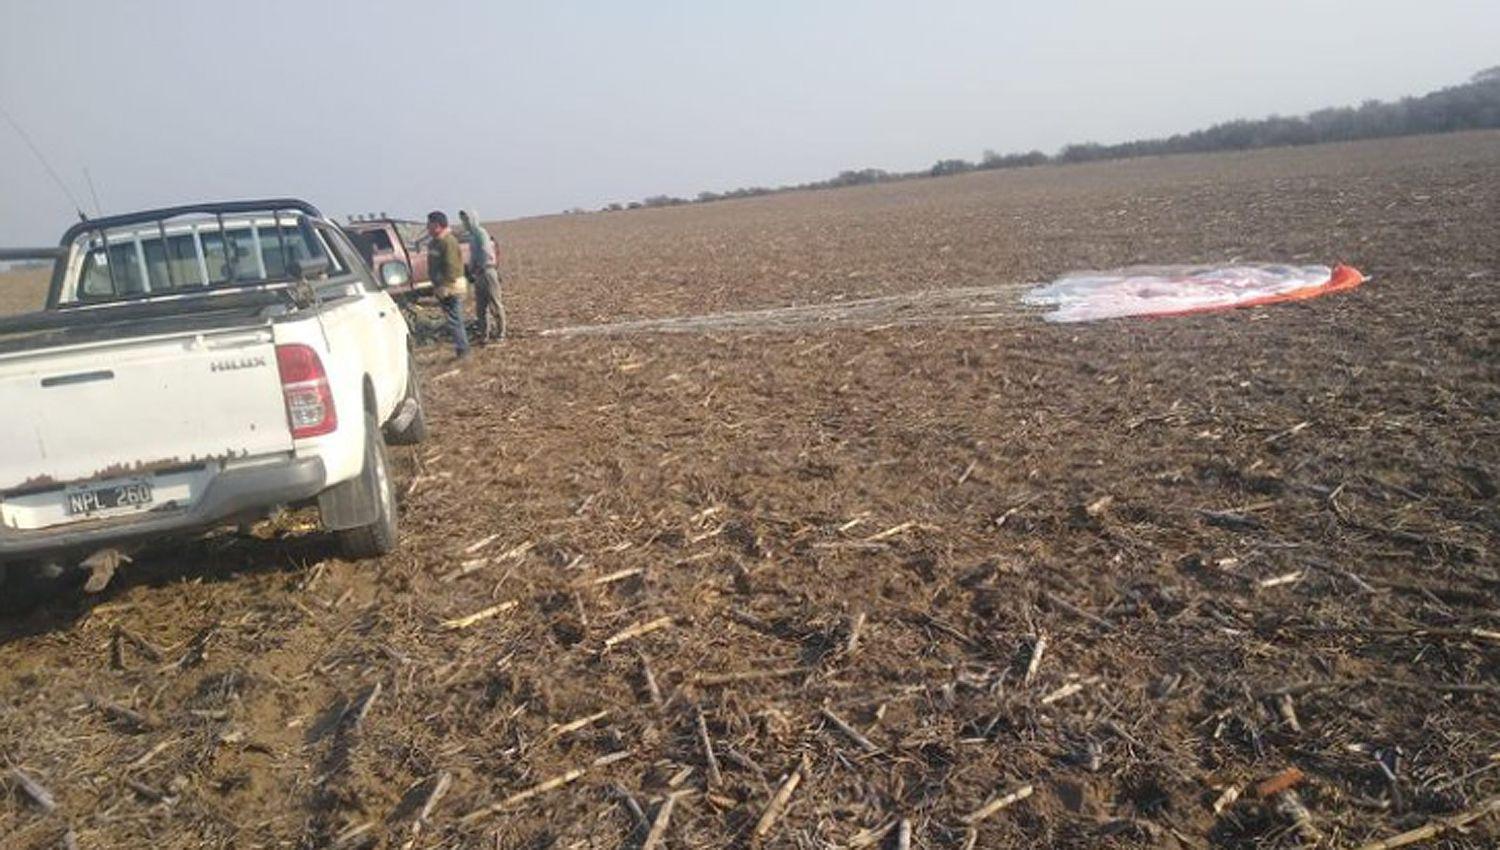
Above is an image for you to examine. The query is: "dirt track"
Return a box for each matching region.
[2,132,1499,849]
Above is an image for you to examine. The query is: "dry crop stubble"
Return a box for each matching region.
[1,131,1498,849]
[0,266,49,317]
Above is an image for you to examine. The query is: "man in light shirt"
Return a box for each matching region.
[459,209,506,343]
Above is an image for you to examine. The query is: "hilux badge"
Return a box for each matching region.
[210,355,268,373]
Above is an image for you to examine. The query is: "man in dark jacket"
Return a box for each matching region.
[426,210,469,359]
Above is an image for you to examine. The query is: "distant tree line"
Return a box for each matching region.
[596,68,1500,213]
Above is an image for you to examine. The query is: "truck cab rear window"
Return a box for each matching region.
[73,222,346,303]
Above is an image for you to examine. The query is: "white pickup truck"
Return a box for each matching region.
[0,199,427,602]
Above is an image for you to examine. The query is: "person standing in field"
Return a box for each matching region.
[460,208,506,343]
[426,210,470,359]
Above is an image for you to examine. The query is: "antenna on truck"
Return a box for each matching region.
[0,100,89,221]
[84,167,104,217]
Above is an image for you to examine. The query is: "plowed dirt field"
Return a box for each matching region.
[3,131,1498,849]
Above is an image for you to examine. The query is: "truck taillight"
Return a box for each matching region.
[276,344,337,438]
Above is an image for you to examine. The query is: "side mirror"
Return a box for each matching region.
[380,260,412,289]
[291,255,330,281]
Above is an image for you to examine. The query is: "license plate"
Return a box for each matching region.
[66,481,154,516]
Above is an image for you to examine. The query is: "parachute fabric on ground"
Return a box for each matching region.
[1024,263,1367,323]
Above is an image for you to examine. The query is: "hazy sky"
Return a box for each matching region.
[2,0,1497,244]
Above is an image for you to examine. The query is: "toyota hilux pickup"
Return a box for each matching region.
[0,200,428,602]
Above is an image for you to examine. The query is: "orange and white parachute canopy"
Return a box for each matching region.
[1024,263,1367,323]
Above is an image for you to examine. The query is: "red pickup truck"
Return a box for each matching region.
[342,218,482,297]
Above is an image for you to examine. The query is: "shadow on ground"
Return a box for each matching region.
[0,528,336,647]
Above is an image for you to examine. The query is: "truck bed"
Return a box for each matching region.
[0,290,285,350]
[0,290,349,357]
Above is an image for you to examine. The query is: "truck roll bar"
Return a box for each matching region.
[55,199,323,247]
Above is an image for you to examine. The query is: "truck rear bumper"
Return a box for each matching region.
[0,457,327,561]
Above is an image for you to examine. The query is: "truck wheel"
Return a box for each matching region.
[336,411,399,560]
[385,357,428,446]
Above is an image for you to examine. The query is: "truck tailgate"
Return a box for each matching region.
[0,326,292,496]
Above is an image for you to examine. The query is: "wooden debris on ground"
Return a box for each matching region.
[126,740,176,771]
[819,707,881,753]
[603,616,673,649]
[695,668,806,687]
[845,820,896,848]
[962,784,1034,824]
[1276,789,1323,844]
[458,767,589,825]
[863,521,918,542]
[1258,570,1304,590]
[1024,633,1047,685]
[844,611,866,656]
[345,682,381,729]
[610,783,648,832]
[1212,784,1242,816]
[895,818,913,850]
[1042,591,1116,631]
[91,697,158,732]
[463,533,503,555]
[440,541,532,582]
[638,652,664,707]
[1354,795,1500,850]
[542,710,608,742]
[1040,678,1097,706]
[123,776,171,804]
[114,627,164,663]
[403,770,452,848]
[8,767,58,812]
[1253,767,1306,799]
[573,567,645,588]
[752,757,808,844]
[694,704,724,786]
[1277,693,1303,733]
[440,600,518,630]
[640,793,677,850]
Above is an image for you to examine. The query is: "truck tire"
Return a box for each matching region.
[385,357,428,446]
[336,411,399,560]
